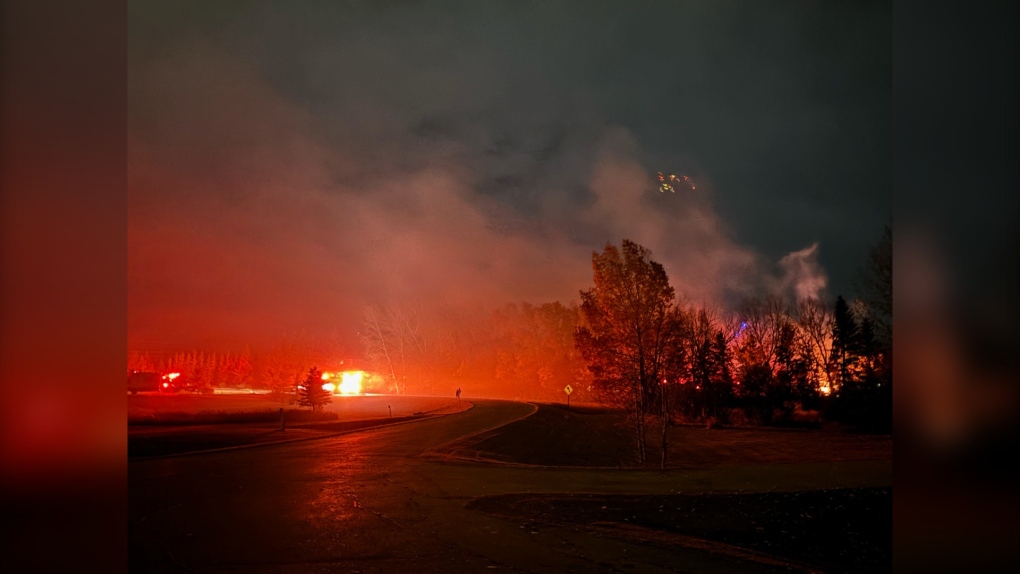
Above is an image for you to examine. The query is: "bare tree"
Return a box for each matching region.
[796,298,835,395]
[737,295,791,377]
[362,304,401,393]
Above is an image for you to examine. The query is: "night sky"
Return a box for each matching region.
[128,1,890,352]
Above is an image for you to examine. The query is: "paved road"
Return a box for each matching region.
[129,399,891,573]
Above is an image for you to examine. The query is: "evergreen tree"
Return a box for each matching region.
[858,314,878,385]
[773,321,808,419]
[831,295,859,394]
[298,366,331,412]
[231,348,253,387]
[709,331,734,419]
[711,332,733,385]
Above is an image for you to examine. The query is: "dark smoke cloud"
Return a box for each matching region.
[128,1,888,352]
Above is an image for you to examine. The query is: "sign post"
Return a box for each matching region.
[564,385,573,410]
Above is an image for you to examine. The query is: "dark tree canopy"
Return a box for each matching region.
[859,225,892,346]
[831,296,860,395]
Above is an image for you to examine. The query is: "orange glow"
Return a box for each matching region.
[167,372,180,380]
[321,372,332,380]
[162,382,168,388]
[339,371,364,394]
[321,382,336,393]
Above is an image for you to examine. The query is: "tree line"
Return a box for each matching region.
[357,230,890,439]
[574,233,891,467]
[128,349,253,392]
[360,300,591,401]
[127,331,350,399]
[129,228,891,441]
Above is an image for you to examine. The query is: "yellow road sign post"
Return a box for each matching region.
[564,385,573,409]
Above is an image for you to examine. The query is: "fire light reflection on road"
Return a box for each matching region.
[306,432,381,530]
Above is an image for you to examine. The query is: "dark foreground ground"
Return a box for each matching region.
[129,398,892,573]
[129,415,422,459]
[128,394,469,458]
[458,403,892,469]
[449,403,892,572]
[469,487,891,573]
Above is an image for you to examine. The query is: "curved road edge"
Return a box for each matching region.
[130,401,477,462]
[421,400,539,463]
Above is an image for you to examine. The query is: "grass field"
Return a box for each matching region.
[465,403,892,469]
[461,403,892,573]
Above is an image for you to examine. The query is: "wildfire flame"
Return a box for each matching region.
[321,382,336,393]
[339,371,364,394]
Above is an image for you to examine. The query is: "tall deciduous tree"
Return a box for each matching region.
[362,304,402,393]
[360,301,439,394]
[859,225,892,347]
[575,240,682,466]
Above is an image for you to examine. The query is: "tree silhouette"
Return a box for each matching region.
[298,366,331,412]
[796,297,835,396]
[831,295,860,395]
[575,240,683,466]
[858,225,892,346]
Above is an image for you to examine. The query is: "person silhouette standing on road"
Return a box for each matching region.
[456,387,461,401]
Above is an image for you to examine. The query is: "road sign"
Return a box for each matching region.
[564,385,573,395]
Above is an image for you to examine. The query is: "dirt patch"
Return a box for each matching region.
[465,403,892,469]
[468,487,891,573]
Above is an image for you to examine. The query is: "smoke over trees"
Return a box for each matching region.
[359,300,590,401]
[129,229,891,439]
[568,235,892,463]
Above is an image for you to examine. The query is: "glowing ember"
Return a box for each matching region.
[321,372,332,380]
[657,171,697,193]
[322,382,336,393]
[167,372,180,380]
[339,371,364,394]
